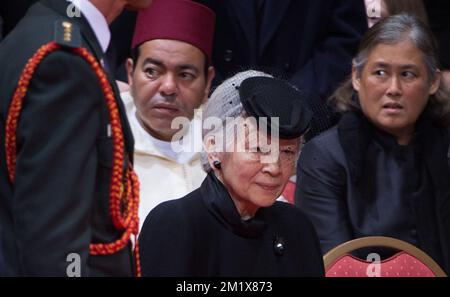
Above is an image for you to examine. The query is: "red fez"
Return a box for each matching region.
[131,0,216,60]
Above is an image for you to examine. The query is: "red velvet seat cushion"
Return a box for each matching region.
[326,251,435,277]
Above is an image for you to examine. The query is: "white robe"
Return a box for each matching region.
[121,91,206,231]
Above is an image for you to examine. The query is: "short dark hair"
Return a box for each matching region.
[130,45,210,78]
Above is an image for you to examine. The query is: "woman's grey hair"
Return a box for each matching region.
[331,14,450,125]
[200,70,272,172]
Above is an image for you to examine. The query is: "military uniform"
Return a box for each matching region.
[0,0,38,40]
[0,0,135,276]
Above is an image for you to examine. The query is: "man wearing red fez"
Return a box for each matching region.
[122,0,216,230]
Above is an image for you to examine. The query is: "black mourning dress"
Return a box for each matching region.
[139,172,324,277]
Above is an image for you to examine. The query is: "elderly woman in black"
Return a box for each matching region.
[296,14,450,273]
[139,70,324,276]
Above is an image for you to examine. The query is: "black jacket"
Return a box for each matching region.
[0,0,37,40]
[0,0,135,276]
[140,173,324,277]
[296,111,450,273]
[424,0,450,69]
[197,0,368,136]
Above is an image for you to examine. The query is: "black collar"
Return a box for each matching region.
[201,172,267,238]
[337,110,436,182]
[337,109,450,272]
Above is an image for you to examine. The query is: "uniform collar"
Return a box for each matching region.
[67,0,111,53]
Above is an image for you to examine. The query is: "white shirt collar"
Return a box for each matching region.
[67,0,111,53]
[121,91,202,164]
[131,109,201,164]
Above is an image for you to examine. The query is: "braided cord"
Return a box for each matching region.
[5,41,141,276]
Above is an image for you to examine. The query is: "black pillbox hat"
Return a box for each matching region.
[239,77,313,139]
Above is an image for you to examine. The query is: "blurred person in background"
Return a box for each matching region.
[196,0,368,140]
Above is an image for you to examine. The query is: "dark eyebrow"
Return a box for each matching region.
[142,58,164,68]
[372,61,420,70]
[400,64,420,70]
[178,64,200,75]
[372,62,389,68]
[141,59,200,74]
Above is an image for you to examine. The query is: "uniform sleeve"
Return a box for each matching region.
[295,138,352,254]
[13,51,102,276]
[139,202,193,276]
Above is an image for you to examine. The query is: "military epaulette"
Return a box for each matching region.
[53,19,82,48]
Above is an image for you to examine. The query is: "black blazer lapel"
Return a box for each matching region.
[76,16,136,158]
[40,0,134,158]
[259,0,291,58]
[41,0,104,60]
[107,72,135,161]
[228,0,258,54]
